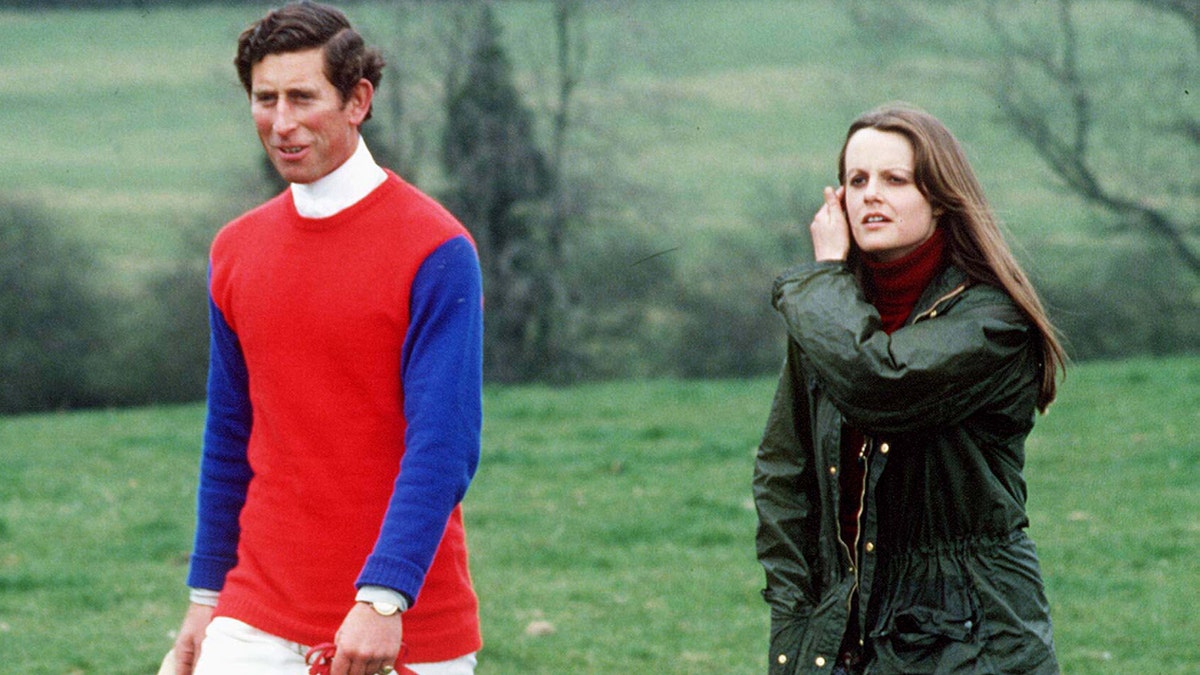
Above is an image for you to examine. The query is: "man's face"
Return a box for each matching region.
[249,48,369,185]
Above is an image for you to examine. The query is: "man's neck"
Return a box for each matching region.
[290,135,387,218]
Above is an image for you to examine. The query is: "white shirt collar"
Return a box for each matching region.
[290,136,388,219]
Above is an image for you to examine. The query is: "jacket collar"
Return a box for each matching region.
[911,265,970,324]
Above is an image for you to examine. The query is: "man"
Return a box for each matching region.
[172,3,483,674]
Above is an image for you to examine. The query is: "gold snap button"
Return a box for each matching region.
[879,442,890,454]
[815,656,827,667]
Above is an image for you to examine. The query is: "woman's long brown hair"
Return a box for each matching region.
[838,104,1067,412]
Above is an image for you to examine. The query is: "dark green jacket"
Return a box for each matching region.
[754,261,1058,674]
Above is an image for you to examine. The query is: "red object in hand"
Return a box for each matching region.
[304,641,418,675]
[305,643,338,675]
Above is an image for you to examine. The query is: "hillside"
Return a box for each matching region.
[3,2,1188,277]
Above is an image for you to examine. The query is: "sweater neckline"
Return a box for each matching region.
[285,171,398,232]
[862,227,948,334]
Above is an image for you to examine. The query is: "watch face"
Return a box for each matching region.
[371,601,400,616]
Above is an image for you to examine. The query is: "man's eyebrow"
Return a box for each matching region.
[252,85,319,98]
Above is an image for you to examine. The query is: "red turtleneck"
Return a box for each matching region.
[862,227,949,334]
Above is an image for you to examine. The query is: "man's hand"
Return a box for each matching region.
[173,603,214,675]
[331,602,403,675]
[810,185,850,262]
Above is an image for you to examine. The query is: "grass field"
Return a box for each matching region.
[1,3,1197,669]
[1,356,1198,673]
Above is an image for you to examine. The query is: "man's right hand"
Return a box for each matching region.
[173,603,214,675]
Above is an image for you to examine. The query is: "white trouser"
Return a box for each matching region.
[193,617,477,675]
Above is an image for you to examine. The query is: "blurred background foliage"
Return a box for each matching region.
[1,0,1196,413]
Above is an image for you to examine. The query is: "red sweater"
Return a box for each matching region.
[193,172,482,661]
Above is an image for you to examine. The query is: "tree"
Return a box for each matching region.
[848,0,1198,277]
[440,3,559,382]
[982,0,1199,357]
[985,0,1200,276]
[0,201,108,413]
[848,0,1199,358]
[1142,0,1200,48]
[535,0,587,379]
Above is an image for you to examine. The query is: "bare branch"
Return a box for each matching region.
[986,0,1200,275]
[1141,0,1200,48]
[548,0,584,261]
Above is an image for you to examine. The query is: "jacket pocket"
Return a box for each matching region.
[764,588,811,675]
[869,569,984,673]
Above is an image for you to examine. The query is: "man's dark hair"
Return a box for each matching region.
[235,1,385,120]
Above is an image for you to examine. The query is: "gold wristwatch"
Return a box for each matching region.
[365,600,401,617]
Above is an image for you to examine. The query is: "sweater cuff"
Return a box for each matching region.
[355,585,411,612]
[357,554,427,608]
[186,551,237,592]
[189,587,220,607]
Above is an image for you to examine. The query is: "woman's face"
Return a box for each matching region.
[842,128,938,262]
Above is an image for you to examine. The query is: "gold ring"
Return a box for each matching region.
[380,667,394,675]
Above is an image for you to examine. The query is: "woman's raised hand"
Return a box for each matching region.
[809,185,850,262]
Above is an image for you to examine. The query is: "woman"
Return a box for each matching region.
[754,104,1065,674]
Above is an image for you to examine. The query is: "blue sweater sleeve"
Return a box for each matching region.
[356,235,483,603]
[186,290,254,591]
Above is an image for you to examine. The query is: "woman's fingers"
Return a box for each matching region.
[810,186,850,262]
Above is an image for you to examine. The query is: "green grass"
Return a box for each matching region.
[1024,358,1200,672]
[1,357,1198,673]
